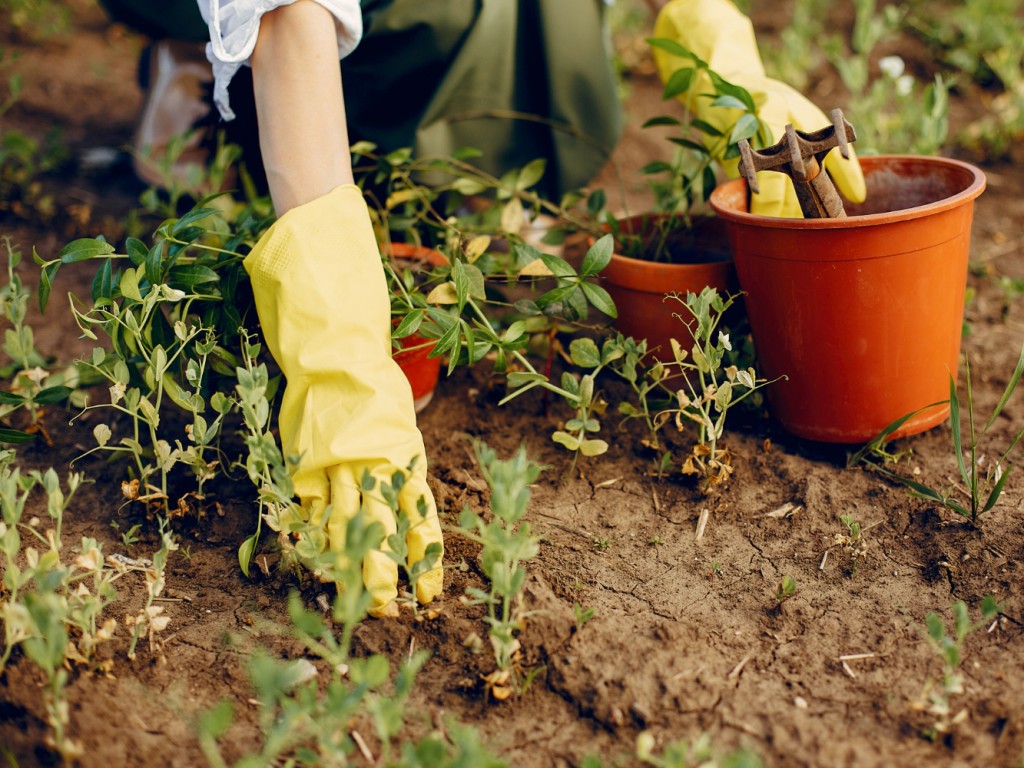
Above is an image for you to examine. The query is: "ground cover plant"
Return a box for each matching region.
[3,1,1024,766]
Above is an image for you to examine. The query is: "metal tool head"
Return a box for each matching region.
[738,108,857,218]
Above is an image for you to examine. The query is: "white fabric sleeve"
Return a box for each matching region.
[197,0,362,121]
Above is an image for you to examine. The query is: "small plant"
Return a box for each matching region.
[636,730,763,768]
[857,343,1024,526]
[822,0,950,156]
[607,37,770,262]
[573,602,596,628]
[911,596,1001,739]
[834,514,868,576]
[665,288,777,493]
[0,238,73,443]
[0,455,119,762]
[775,576,798,606]
[457,441,544,700]
[198,507,504,767]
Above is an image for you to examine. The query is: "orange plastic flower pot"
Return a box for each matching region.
[710,155,986,443]
[602,214,737,361]
[388,243,446,412]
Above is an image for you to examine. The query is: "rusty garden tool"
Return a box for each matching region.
[738,108,857,218]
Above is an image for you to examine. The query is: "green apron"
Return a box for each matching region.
[100,0,622,199]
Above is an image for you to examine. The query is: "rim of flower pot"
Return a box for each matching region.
[709,155,986,230]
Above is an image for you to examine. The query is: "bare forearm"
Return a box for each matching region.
[251,0,353,214]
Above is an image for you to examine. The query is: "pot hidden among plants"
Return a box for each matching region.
[600,212,737,362]
[710,154,986,443]
[387,242,446,412]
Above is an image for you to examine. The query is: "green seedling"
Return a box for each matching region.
[457,441,543,699]
[0,238,73,443]
[636,730,763,768]
[665,288,778,493]
[573,602,596,628]
[911,596,1001,739]
[775,576,798,605]
[834,514,868,576]
[856,343,1024,526]
[198,506,505,767]
[823,0,949,156]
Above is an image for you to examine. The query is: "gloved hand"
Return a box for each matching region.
[245,184,444,617]
[653,0,866,217]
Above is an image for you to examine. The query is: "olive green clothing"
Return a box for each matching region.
[102,0,622,199]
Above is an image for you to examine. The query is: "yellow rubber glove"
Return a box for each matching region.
[653,0,866,217]
[245,184,444,617]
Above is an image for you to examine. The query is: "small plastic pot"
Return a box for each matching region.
[600,214,737,361]
[388,243,446,413]
[710,155,986,443]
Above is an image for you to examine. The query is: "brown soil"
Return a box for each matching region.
[3,3,1024,767]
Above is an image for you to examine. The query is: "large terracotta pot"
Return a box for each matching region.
[710,155,986,443]
[387,243,446,413]
[601,214,737,361]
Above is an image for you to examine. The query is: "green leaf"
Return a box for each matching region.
[641,115,682,128]
[91,257,113,305]
[569,337,601,368]
[119,266,143,301]
[34,386,72,404]
[949,375,970,489]
[145,242,163,286]
[172,207,217,235]
[59,238,114,263]
[711,94,749,111]
[691,119,724,137]
[662,67,695,100]
[0,391,25,404]
[393,309,425,339]
[581,281,617,318]
[125,237,148,266]
[37,261,58,313]
[729,113,761,144]
[581,234,613,276]
[647,37,697,60]
[580,439,608,457]
[0,427,35,444]
[982,465,1012,513]
[238,533,258,577]
[538,252,578,279]
[515,158,547,191]
[985,342,1024,430]
[552,431,581,451]
[168,264,220,289]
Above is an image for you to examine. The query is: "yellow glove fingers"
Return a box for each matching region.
[399,473,444,605]
[364,465,403,617]
[748,171,801,219]
[824,145,867,205]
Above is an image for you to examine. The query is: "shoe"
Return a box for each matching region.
[131,40,215,189]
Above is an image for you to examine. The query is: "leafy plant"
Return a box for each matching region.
[636,730,763,768]
[775,576,798,605]
[0,238,74,443]
[833,514,868,576]
[911,596,1001,739]
[457,442,544,699]
[0,456,114,761]
[664,288,778,493]
[858,343,1024,526]
[198,508,506,767]
[822,0,949,155]
[607,37,770,262]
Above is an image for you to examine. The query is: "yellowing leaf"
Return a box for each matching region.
[425,281,459,305]
[465,235,491,263]
[518,259,554,277]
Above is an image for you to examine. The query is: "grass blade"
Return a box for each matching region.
[984,341,1024,431]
